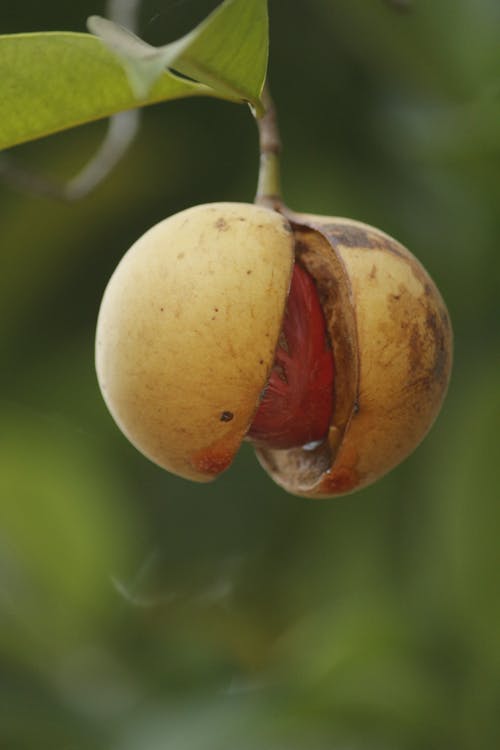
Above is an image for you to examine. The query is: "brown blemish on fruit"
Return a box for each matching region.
[408,323,423,380]
[317,441,360,494]
[382,278,451,403]
[433,342,449,386]
[191,445,234,476]
[311,222,408,261]
[320,466,359,494]
[215,218,229,231]
[220,411,234,422]
[425,308,451,385]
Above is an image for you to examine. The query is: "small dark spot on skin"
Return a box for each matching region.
[215,218,229,231]
[259,359,264,365]
[220,411,234,422]
[214,308,219,312]
[177,252,185,260]
[369,265,377,280]
[237,216,246,222]
[160,307,164,312]
[353,400,360,415]
[246,270,252,275]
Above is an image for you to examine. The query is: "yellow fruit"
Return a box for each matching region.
[95,201,452,496]
[256,209,453,497]
[95,202,294,482]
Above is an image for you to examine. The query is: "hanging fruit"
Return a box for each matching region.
[96,199,452,497]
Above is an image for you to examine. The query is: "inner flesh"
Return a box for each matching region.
[247,262,334,449]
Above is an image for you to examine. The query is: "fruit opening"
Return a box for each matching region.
[247,262,335,450]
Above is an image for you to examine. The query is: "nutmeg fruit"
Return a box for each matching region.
[95,201,452,497]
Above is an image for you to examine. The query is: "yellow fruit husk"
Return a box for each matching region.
[96,202,295,481]
[255,211,453,497]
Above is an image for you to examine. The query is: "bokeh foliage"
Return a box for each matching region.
[1,1,499,748]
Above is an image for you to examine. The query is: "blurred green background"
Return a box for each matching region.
[1,1,499,748]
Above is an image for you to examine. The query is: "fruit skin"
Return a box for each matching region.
[255,211,453,497]
[96,201,452,498]
[95,202,294,482]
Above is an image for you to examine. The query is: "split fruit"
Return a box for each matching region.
[95,202,452,497]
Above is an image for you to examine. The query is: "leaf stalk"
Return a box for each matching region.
[254,85,283,209]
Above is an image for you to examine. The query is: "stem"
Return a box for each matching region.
[254,85,283,209]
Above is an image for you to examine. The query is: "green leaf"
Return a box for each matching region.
[88,0,268,112]
[0,0,268,151]
[0,33,208,151]
[165,0,268,110]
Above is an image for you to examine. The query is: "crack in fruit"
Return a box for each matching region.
[96,202,452,495]
[247,262,335,449]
